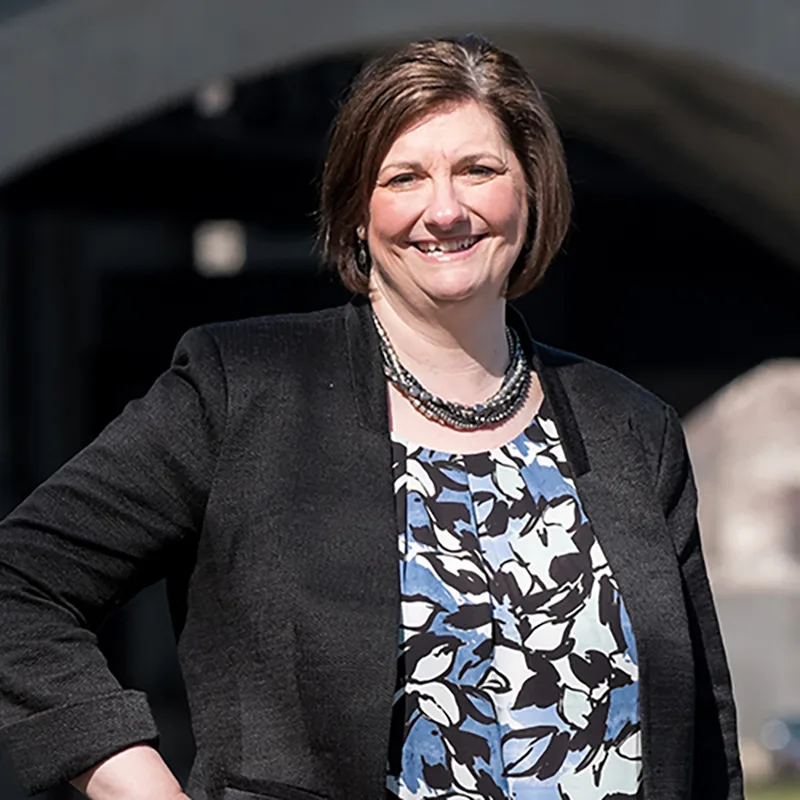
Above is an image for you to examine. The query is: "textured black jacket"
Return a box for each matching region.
[0,298,742,799]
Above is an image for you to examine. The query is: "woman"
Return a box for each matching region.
[0,35,741,800]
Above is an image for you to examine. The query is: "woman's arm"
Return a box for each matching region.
[0,327,227,795]
[71,744,188,800]
[656,406,744,800]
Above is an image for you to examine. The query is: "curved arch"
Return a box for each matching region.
[494,31,800,267]
[0,0,798,263]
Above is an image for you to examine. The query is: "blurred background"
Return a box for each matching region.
[0,1,798,797]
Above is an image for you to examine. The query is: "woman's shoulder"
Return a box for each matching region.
[174,305,349,370]
[536,341,666,411]
[166,305,355,417]
[200,304,348,348]
[534,340,673,454]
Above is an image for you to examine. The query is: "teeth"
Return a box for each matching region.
[419,237,479,254]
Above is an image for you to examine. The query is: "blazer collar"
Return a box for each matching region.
[344,295,390,434]
[344,295,590,476]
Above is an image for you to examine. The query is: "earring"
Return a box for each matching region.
[356,237,370,274]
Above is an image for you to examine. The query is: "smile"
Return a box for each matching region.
[413,236,484,255]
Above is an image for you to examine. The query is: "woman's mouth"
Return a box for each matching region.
[412,235,484,256]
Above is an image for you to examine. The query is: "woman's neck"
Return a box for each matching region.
[370,290,510,406]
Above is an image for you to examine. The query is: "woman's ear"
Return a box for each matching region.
[356,225,366,240]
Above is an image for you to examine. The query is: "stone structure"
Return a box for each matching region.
[685,361,800,754]
[685,360,800,594]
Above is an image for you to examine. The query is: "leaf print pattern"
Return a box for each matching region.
[386,404,641,800]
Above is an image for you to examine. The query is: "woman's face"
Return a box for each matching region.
[366,100,529,309]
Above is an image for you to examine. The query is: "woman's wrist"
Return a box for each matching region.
[71,743,186,800]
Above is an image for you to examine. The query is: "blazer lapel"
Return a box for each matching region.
[345,296,388,434]
[318,298,397,796]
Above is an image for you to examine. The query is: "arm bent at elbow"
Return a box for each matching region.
[71,744,189,800]
[0,327,227,795]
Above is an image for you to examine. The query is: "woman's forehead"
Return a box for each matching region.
[380,101,511,164]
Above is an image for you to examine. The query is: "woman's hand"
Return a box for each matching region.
[70,743,188,800]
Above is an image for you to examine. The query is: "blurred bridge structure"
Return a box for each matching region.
[0,0,797,261]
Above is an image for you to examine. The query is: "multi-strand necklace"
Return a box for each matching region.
[372,310,531,430]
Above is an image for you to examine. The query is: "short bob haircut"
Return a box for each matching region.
[318,35,572,300]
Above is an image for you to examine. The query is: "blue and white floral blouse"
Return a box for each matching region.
[386,402,642,800]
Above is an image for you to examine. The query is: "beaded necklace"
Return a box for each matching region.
[372,310,531,430]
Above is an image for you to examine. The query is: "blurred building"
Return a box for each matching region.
[687,361,800,594]
[686,361,800,760]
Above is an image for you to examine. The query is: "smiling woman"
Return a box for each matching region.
[0,35,741,800]
[319,35,571,303]
[368,101,529,308]
[319,35,572,456]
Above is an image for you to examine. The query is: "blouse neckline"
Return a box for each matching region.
[390,395,553,458]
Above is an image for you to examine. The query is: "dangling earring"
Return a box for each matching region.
[356,236,370,275]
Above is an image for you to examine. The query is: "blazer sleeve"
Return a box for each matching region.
[0,326,227,796]
[656,406,743,800]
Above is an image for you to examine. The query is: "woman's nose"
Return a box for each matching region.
[423,178,468,229]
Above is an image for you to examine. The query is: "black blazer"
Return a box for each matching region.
[0,298,742,800]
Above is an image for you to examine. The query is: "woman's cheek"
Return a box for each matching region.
[370,195,420,242]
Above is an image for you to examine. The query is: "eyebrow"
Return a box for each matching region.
[378,160,423,174]
[456,152,506,167]
[378,152,507,175]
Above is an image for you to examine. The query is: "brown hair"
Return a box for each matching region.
[318,35,572,299]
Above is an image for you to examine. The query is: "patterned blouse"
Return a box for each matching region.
[386,402,642,800]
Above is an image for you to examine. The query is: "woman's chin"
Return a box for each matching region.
[419,274,502,305]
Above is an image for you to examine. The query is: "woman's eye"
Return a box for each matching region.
[387,173,418,187]
[466,165,495,178]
